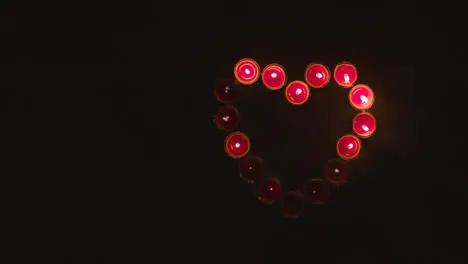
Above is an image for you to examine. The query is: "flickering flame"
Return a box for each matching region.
[295,88,302,95]
[347,143,353,149]
[362,125,369,132]
[316,73,323,78]
[360,95,368,104]
[271,72,277,78]
[245,68,251,75]
[235,143,240,148]
[344,74,350,83]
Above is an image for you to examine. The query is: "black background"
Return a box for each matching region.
[3,1,466,263]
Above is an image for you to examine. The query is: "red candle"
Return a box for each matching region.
[349,84,375,110]
[336,134,361,160]
[234,58,260,85]
[262,63,287,90]
[304,178,330,205]
[214,106,240,131]
[305,63,330,88]
[224,132,250,159]
[334,62,358,88]
[214,78,238,103]
[281,191,304,219]
[238,156,263,183]
[258,178,282,204]
[324,159,349,184]
[285,81,310,105]
[353,112,376,138]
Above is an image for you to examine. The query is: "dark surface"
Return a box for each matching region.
[3,2,465,263]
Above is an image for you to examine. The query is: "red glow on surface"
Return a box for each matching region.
[262,63,287,90]
[224,132,250,159]
[214,78,238,103]
[214,106,240,131]
[334,62,358,88]
[337,134,361,160]
[258,178,281,204]
[324,159,349,184]
[285,81,309,105]
[304,178,330,205]
[238,156,263,183]
[349,84,374,110]
[234,58,260,85]
[281,191,304,219]
[305,63,330,88]
[353,112,376,138]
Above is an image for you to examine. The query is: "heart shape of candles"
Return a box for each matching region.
[214,58,377,218]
